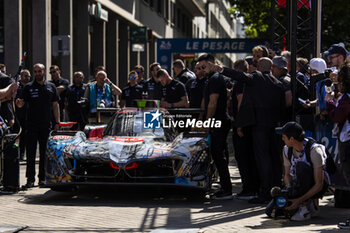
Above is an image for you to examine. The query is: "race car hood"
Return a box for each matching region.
[48,132,207,164]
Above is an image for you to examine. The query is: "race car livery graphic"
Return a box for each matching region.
[45,108,214,191]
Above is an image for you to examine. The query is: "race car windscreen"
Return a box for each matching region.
[104,111,165,137]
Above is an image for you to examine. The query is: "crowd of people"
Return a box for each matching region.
[0,42,349,227]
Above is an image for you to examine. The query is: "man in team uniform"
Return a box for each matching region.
[120,71,143,108]
[157,69,189,109]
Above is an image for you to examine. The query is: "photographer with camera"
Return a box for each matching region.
[325,44,347,88]
[275,122,329,221]
[83,70,121,114]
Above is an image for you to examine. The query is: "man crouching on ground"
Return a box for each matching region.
[276,122,329,221]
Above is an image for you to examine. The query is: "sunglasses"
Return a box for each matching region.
[129,76,137,79]
[49,71,57,74]
[197,65,206,71]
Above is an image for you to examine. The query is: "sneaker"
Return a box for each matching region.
[248,196,271,204]
[308,199,320,217]
[0,187,16,195]
[338,219,350,229]
[38,181,45,187]
[24,181,35,189]
[212,190,233,200]
[235,191,258,200]
[291,206,311,221]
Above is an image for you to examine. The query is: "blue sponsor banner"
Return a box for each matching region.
[157,38,265,71]
[315,119,349,189]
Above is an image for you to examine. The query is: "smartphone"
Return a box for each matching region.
[298,97,310,106]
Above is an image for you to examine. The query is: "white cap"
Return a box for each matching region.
[309,58,327,73]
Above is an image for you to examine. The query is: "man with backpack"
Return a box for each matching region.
[275,121,331,221]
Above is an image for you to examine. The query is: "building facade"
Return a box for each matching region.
[1,0,244,88]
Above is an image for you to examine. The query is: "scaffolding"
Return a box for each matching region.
[270,0,321,118]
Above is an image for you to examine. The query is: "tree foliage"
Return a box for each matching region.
[228,0,272,38]
[228,0,350,52]
[321,0,350,51]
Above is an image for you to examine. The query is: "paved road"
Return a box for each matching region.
[0,159,348,233]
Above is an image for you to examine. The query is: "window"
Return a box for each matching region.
[165,0,169,20]
[177,8,181,28]
[157,0,162,15]
[171,2,176,25]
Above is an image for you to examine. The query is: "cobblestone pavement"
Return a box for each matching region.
[0,160,348,233]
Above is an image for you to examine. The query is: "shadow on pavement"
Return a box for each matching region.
[17,186,346,231]
[13,159,347,232]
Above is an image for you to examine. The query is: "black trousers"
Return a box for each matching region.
[210,120,232,193]
[232,126,259,193]
[18,117,27,157]
[339,140,350,186]
[252,125,282,198]
[26,128,50,182]
[290,161,328,199]
[68,111,87,131]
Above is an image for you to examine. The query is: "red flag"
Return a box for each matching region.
[276,0,311,9]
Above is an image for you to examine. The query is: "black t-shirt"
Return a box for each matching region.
[21,80,60,129]
[66,84,86,113]
[278,74,292,122]
[121,83,143,107]
[162,79,187,104]
[49,77,69,110]
[0,73,14,122]
[138,79,147,89]
[278,74,291,92]
[185,77,207,108]
[204,72,229,121]
[177,68,196,85]
[144,77,163,100]
[0,72,12,88]
[231,81,244,119]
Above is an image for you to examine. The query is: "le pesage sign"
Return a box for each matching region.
[157,38,265,71]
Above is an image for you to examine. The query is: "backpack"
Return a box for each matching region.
[288,137,337,175]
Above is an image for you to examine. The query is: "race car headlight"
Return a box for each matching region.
[110,162,139,170]
[110,162,119,170]
[125,162,139,170]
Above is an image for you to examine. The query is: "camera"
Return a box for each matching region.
[324,79,335,93]
[97,99,105,108]
[265,186,295,219]
[309,68,332,86]
[330,67,338,74]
